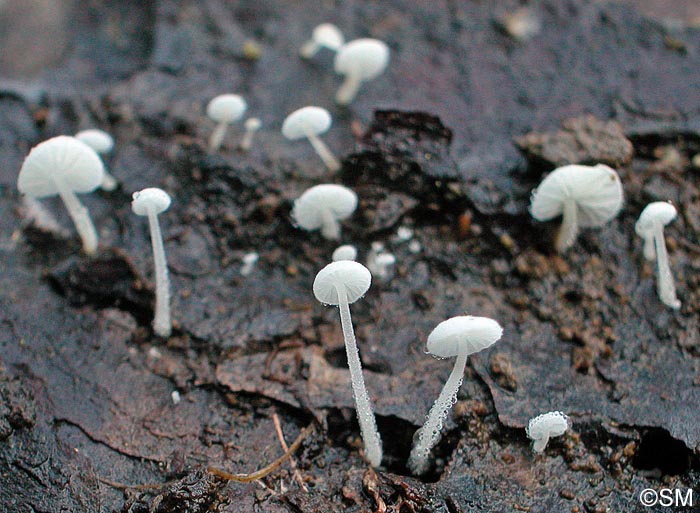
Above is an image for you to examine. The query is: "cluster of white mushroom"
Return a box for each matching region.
[17,135,175,338]
[529,163,681,309]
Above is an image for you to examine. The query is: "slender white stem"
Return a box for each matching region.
[239,128,257,152]
[408,346,469,475]
[305,130,340,172]
[336,72,362,105]
[147,209,172,337]
[653,226,681,309]
[336,285,382,467]
[642,234,655,261]
[555,199,579,253]
[54,179,98,255]
[101,170,118,191]
[209,122,229,152]
[532,436,549,453]
[299,40,319,58]
[320,208,340,240]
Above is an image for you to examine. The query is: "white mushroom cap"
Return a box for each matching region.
[427,316,503,358]
[244,117,262,131]
[75,129,114,154]
[334,38,390,80]
[332,244,358,261]
[526,411,569,450]
[282,106,332,140]
[206,94,247,123]
[132,188,172,216]
[313,260,372,305]
[292,184,358,232]
[312,23,345,51]
[530,164,623,227]
[18,136,105,198]
[635,201,678,236]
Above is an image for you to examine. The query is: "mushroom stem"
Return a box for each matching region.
[336,72,362,105]
[147,208,172,336]
[300,41,320,59]
[555,199,579,253]
[653,226,681,309]
[408,345,469,475]
[320,208,341,240]
[642,235,655,261]
[532,436,549,453]
[209,122,228,152]
[304,129,340,172]
[335,285,382,467]
[54,179,98,255]
[239,126,259,152]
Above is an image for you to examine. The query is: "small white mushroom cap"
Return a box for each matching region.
[206,94,247,123]
[427,316,503,358]
[334,38,390,81]
[75,129,114,154]
[132,188,172,216]
[526,411,569,452]
[282,106,332,140]
[332,244,358,261]
[530,164,623,226]
[292,184,358,239]
[300,23,345,57]
[18,136,105,198]
[244,117,262,132]
[635,201,677,237]
[313,260,371,306]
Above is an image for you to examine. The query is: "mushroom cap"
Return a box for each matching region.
[75,129,114,154]
[332,244,358,261]
[244,117,262,131]
[312,23,345,50]
[292,184,358,231]
[427,316,503,358]
[18,136,105,198]
[313,260,371,305]
[530,164,623,227]
[206,94,247,123]
[132,188,172,216]
[281,106,332,140]
[635,201,677,236]
[334,38,390,80]
[526,411,569,440]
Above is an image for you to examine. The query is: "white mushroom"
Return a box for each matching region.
[313,261,382,467]
[334,38,390,105]
[206,94,247,152]
[282,106,340,172]
[18,136,105,255]
[132,188,173,337]
[529,164,624,253]
[240,251,259,276]
[366,242,396,280]
[635,201,681,309]
[332,244,357,261]
[239,118,261,152]
[75,129,118,191]
[408,316,503,475]
[526,411,569,453]
[300,23,345,58]
[291,184,357,240]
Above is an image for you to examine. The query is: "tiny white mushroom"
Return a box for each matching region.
[291,184,358,240]
[206,94,247,152]
[526,411,569,453]
[313,261,382,467]
[239,118,261,152]
[366,242,396,280]
[334,38,390,105]
[408,316,503,475]
[132,188,173,337]
[282,106,340,172]
[300,23,345,58]
[75,129,118,191]
[529,164,624,253]
[332,244,357,261]
[240,251,259,276]
[635,201,681,309]
[18,136,105,255]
